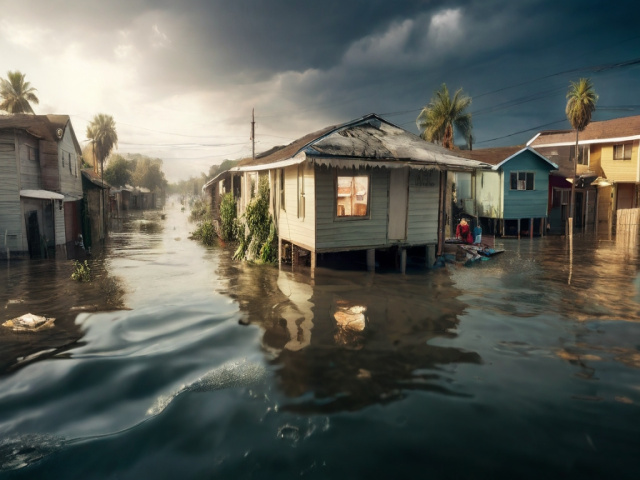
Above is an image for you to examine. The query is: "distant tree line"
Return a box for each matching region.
[167,158,239,196]
[101,153,168,192]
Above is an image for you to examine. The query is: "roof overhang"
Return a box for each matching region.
[528,134,640,148]
[310,157,443,171]
[20,189,64,200]
[492,146,558,170]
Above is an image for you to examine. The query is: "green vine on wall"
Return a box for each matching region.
[234,176,278,264]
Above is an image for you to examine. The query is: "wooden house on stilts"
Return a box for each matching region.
[204,114,487,272]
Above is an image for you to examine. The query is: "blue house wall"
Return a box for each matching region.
[501,149,554,220]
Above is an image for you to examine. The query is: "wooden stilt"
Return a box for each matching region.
[400,248,407,275]
[366,249,375,272]
[530,218,533,238]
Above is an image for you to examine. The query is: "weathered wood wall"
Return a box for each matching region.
[0,131,22,252]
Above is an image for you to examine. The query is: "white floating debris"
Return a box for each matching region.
[333,305,366,332]
[2,313,55,332]
[4,299,25,309]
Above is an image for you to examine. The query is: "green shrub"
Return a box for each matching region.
[189,198,210,223]
[219,192,237,241]
[191,220,217,246]
[234,176,278,263]
[71,260,91,282]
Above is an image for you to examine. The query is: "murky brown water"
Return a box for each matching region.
[1,199,639,479]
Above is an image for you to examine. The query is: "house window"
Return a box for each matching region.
[27,145,37,161]
[69,153,72,174]
[613,143,632,160]
[552,188,570,207]
[61,152,65,167]
[297,165,305,219]
[510,171,534,191]
[337,175,369,217]
[280,169,286,212]
[248,173,258,198]
[570,145,589,165]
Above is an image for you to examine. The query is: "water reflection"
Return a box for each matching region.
[0,254,125,374]
[1,202,639,478]
[214,258,483,413]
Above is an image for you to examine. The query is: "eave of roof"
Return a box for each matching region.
[527,114,640,147]
[234,113,489,172]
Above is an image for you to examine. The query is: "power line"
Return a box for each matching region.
[475,119,567,145]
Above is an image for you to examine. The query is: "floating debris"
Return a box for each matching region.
[2,313,55,332]
[4,299,25,309]
[334,305,366,332]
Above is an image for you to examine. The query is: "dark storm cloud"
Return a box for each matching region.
[5,0,639,154]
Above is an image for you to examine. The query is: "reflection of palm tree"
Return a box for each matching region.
[565,78,597,225]
[0,71,40,114]
[416,83,472,150]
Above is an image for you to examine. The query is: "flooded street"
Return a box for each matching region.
[1,200,639,479]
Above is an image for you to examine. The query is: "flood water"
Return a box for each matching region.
[1,199,639,479]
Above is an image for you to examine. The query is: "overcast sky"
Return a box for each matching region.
[2,0,638,181]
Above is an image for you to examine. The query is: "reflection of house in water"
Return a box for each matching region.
[213,248,481,413]
[267,270,482,413]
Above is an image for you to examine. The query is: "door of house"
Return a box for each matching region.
[388,168,409,241]
[25,210,41,259]
[617,183,635,209]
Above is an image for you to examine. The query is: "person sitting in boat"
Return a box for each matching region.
[456,218,474,244]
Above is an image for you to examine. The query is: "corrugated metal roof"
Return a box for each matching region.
[20,189,64,200]
[235,113,489,171]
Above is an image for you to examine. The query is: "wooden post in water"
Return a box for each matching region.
[530,218,533,238]
[400,248,407,275]
[366,249,375,272]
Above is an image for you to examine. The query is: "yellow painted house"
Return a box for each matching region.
[528,115,640,232]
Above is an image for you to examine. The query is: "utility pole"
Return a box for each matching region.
[251,108,255,161]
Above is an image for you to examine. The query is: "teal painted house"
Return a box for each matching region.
[457,146,558,237]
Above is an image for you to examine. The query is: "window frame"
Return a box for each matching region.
[297,164,305,219]
[335,173,371,220]
[613,143,632,160]
[280,169,286,212]
[570,144,590,166]
[509,171,535,191]
[552,187,570,207]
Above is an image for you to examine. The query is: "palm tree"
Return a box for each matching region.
[416,83,472,150]
[86,114,118,231]
[565,78,598,228]
[0,71,40,114]
[86,113,118,175]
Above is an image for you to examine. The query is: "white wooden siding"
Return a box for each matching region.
[278,164,315,249]
[58,128,83,197]
[0,132,23,251]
